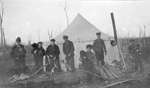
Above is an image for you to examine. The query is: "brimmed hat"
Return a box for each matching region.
[63,35,68,39]
[96,32,101,35]
[38,41,43,44]
[31,43,38,48]
[50,39,55,42]
[86,44,93,49]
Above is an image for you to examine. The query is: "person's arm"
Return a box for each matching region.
[10,45,16,58]
[68,41,74,56]
[102,40,107,55]
[70,42,74,53]
[23,46,27,55]
[22,46,27,57]
[42,48,46,56]
[55,45,60,56]
[63,43,66,55]
[46,46,49,55]
[92,40,98,52]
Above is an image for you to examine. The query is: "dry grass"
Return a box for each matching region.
[0,37,150,88]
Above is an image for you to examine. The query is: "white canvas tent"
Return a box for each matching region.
[55,14,110,42]
[55,13,120,69]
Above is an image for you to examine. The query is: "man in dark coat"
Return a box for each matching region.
[10,37,27,76]
[31,42,45,70]
[93,32,107,66]
[128,39,143,73]
[63,35,75,71]
[46,39,61,72]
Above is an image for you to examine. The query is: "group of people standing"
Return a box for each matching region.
[10,30,144,82]
[10,32,107,78]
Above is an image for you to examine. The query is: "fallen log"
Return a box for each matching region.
[103,78,134,88]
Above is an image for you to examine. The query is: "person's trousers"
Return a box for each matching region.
[46,56,62,72]
[54,57,61,72]
[65,55,75,71]
[34,56,43,70]
[135,57,143,73]
[14,57,26,75]
[95,52,105,65]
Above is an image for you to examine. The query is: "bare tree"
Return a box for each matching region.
[0,0,6,46]
[64,0,69,27]
[47,28,53,41]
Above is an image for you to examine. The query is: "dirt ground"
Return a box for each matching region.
[0,46,150,88]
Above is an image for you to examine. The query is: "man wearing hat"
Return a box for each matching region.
[10,37,27,77]
[63,35,75,71]
[93,32,107,66]
[31,42,45,70]
[46,39,61,72]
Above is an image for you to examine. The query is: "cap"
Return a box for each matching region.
[96,32,101,35]
[86,44,93,49]
[38,41,43,44]
[31,43,38,48]
[50,39,55,42]
[63,35,68,39]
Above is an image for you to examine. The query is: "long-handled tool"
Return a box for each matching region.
[110,12,127,71]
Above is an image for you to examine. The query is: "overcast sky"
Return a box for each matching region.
[2,0,150,44]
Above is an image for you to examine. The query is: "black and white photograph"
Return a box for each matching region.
[0,0,150,88]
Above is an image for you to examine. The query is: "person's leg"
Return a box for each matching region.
[17,59,23,75]
[95,52,100,65]
[20,57,26,74]
[99,54,105,66]
[34,56,39,70]
[14,59,20,75]
[65,55,70,71]
[70,56,75,71]
[49,57,55,72]
[39,57,43,68]
[134,57,138,72]
[55,57,61,72]
[138,58,143,73]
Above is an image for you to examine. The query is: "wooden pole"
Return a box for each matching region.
[64,0,69,27]
[111,12,118,43]
[0,1,6,46]
[0,2,3,46]
[110,12,127,70]
[103,78,133,88]
[48,29,51,41]
[143,25,146,46]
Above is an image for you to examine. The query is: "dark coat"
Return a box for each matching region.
[32,47,45,58]
[10,44,26,58]
[10,44,27,74]
[93,39,106,54]
[63,40,74,56]
[46,44,60,57]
